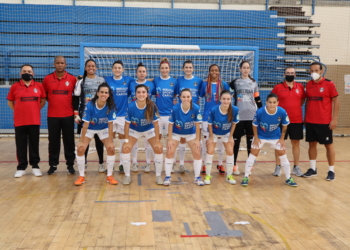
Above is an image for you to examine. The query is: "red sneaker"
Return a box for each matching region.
[201,166,206,175]
[217,165,226,174]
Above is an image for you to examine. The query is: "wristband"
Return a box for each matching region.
[124,139,129,143]
[74,110,79,116]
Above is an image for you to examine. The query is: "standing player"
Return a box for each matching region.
[73,59,105,173]
[105,60,134,174]
[7,64,46,177]
[303,62,339,181]
[229,60,262,176]
[199,64,230,175]
[174,60,203,173]
[164,88,203,186]
[74,83,117,186]
[204,90,239,185]
[121,84,163,185]
[241,93,297,187]
[43,56,77,174]
[128,63,155,173]
[271,67,305,177]
[151,58,178,173]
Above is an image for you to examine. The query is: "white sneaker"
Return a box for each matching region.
[123,176,131,185]
[14,170,25,178]
[171,163,176,173]
[155,176,163,185]
[226,175,237,184]
[179,165,186,174]
[204,175,212,185]
[163,176,171,186]
[194,177,204,186]
[132,163,138,172]
[144,163,151,173]
[98,163,105,173]
[233,165,240,175]
[32,168,42,177]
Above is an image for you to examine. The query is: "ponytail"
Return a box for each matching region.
[145,96,159,123]
[159,57,170,69]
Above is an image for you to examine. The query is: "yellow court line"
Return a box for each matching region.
[98,184,107,201]
[205,200,291,250]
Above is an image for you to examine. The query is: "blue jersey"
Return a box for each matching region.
[125,101,158,132]
[176,76,203,104]
[169,103,202,135]
[105,75,133,117]
[199,81,231,121]
[252,106,290,140]
[208,104,240,135]
[82,101,116,130]
[153,76,177,116]
[128,80,155,102]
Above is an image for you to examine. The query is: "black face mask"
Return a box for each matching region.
[285,75,294,82]
[21,73,33,81]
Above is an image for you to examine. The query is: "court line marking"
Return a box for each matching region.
[98,184,106,201]
[1,160,349,163]
[95,200,157,203]
[183,222,192,235]
[205,200,291,250]
[180,235,209,237]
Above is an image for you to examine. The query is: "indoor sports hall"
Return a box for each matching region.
[0,0,349,249]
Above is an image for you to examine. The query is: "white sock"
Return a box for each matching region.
[76,155,85,177]
[145,140,152,164]
[194,159,202,178]
[132,142,138,164]
[165,158,173,176]
[217,141,224,165]
[310,159,316,170]
[119,139,124,166]
[226,155,234,176]
[205,154,213,176]
[329,166,334,172]
[106,155,115,176]
[201,138,207,166]
[154,154,163,176]
[245,154,256,177]
[179,143,186,165]
[122,153,131,176]
[279,154,291,179]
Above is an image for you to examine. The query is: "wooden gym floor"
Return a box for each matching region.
[0,130,349,250]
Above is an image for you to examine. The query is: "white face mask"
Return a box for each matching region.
[311,72,321,81]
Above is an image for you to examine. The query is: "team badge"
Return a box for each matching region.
[65,81,69,86]
[213,121,221,129]
[197,114,202,120]
[237,114,240,120]
[33,88,38,93]
[170,82,174,87]
[123,81,126,85]
[260,122,268,132]
[286,115,290,122]
[156,87,161,98]
[277,117,281,121]
[320,87,324,92]
[296,89,299,93]
[90,118,97,125]
[194,82,198,86]
[112,112,116,119]
[191,114,195,118]
[131,117,139,126]
[175,120,183,130]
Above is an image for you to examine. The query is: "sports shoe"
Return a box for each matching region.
[74,176,85,186]
[14,170,25,178]
[32,168,42,177]
[144,163,151,173]
[119,165,124,174]
[303,168,317,177]
[179,165,186,174]
[217,165,225,174]
[201,165,206,175]
[194,176,205,186]
[241,177,249,186]
[123,176,131,185]
[326,171,335,181]
[67,165,76,174]
[47,166,57,175]
[171,162,176,173]
[106,176,118,185]
[272,165,281,177]
[132,163,138,172]
[285,177,298,187]
[163,176,171,186]
[155,176,163,185]
[291,165,303,177]
[226,175,236,184]
[204,175,212,185]
[98,163,105,173]
[233,165,240,175]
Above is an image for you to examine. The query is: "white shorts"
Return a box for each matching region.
[252,139,284,150]
[129,128,155,140]
[158,116,170,135]
[113,117,125,134]
[202,121,209,137]
[213,133,230,143]
[85,128,109,140]
[172,133,196,142]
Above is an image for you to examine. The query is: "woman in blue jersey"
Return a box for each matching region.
[74,83,117,186]
[105,60,134,174]
[241,93,297,187]
[204,90,240,185]
[229,60,262,176]
[121,84,163,185]
[128,63,156,173]
[72,59,106,174]
[199,64,231,175]
[163,88,203,186]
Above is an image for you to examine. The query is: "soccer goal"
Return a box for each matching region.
[80,43,259,83]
